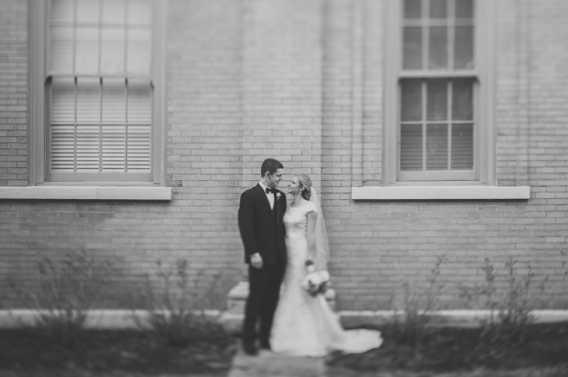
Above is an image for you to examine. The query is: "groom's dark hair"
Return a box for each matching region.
[261,158,284,177]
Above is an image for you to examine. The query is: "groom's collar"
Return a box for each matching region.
[258,181,271,193]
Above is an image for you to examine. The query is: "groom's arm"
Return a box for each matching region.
[238,190,259,261]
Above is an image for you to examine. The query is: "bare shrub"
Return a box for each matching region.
[132,259,227,348]
[7,250,115,342]
[459,257,547,343]
[386,255,447,352]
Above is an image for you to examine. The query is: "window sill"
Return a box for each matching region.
[352,186,530,200]
[0,186,172,200]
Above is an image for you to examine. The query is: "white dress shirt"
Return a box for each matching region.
[259,181,275,210]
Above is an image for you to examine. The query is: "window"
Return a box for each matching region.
[29,0,165,184]
[383,0,495,185]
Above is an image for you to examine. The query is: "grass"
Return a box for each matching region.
[0,326,237,376]
[327,321,568,374]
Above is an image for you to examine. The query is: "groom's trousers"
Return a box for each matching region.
[242,255,286,346]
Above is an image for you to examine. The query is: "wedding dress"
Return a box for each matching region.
[270,191,382,357]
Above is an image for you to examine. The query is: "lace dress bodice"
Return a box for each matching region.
[283,201,317,269]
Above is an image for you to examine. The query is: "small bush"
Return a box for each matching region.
[7,250,115,342]
[386,255,447,351]
[133,259,228,348]
[459,257,547,344]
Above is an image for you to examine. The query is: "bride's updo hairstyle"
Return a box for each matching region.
[297,174,312,201]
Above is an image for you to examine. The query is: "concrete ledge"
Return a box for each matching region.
[1,309,566,331]
[338,310,568,329]
[0,310,221,329]
[0,186,172,200]
[352,186,531,200]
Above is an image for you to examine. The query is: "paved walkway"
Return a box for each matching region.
[228,349,326,377]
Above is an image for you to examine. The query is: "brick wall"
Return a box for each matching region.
[0,0,567,310]
[0,0,27,187]
[321,0,568,310]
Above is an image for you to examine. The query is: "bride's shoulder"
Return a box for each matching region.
[304,200,318,213]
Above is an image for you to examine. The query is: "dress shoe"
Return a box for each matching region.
[259,340,271,350]
[242,340,258,356]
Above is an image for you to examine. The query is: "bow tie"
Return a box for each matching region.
[265,187,277,194]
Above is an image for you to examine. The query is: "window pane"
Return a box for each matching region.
[426,80,448,121]
[403,27,423,70]
[456,0,474,18]
[76,0,100,24]
[50,26,74,73]
[126,29,151,75]
[454,26,474,69]
[51,0,74,23]
[429,0,447,19]
[51,78,75,124]
[102,78,126,124]
[428,26,448,69]
[76,125,101,171]
[127,81,152,124]
[401,125,423,171]
[50,125,75,171]
[404,0,422,19]
[75,27,100,74]
[451,124,474,169]
[452,79,474,120]
[426,124,448,170]
[76,78,101,124]
[102,0,126,24]
[127,125,151,171]
[102,125,126,171]
[401,80,423,121]
[127,0,152,25]
[101,27,126,74]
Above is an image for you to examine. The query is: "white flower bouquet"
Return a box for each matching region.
[301,260,330,297]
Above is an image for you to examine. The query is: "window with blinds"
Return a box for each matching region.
[47,0,153,181]
[398,0,476,181]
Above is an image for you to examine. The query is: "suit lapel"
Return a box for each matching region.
[255,184,274,222]
[274,192,281,224]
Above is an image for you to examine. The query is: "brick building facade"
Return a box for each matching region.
[0,0,567,311]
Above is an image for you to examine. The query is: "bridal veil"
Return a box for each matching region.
[309,188,330,271]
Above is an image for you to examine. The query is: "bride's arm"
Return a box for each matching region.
[306,210,318,262]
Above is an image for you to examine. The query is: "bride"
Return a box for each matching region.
[270,174,382,357]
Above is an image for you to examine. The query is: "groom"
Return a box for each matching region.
[238,158,287,356]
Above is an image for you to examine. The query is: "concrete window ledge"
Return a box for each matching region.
[0,186,172,201]
[352,186,531,200]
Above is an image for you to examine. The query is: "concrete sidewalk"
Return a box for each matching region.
[228,348,327,377]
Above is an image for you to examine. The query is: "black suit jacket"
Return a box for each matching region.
[238,184,287,266]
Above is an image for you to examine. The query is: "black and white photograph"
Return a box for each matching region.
[0,0,567,376]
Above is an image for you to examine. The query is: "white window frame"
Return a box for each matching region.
[383,0,495,187]
[28,0,167,187]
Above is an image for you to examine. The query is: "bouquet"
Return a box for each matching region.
[301,260,330,297]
